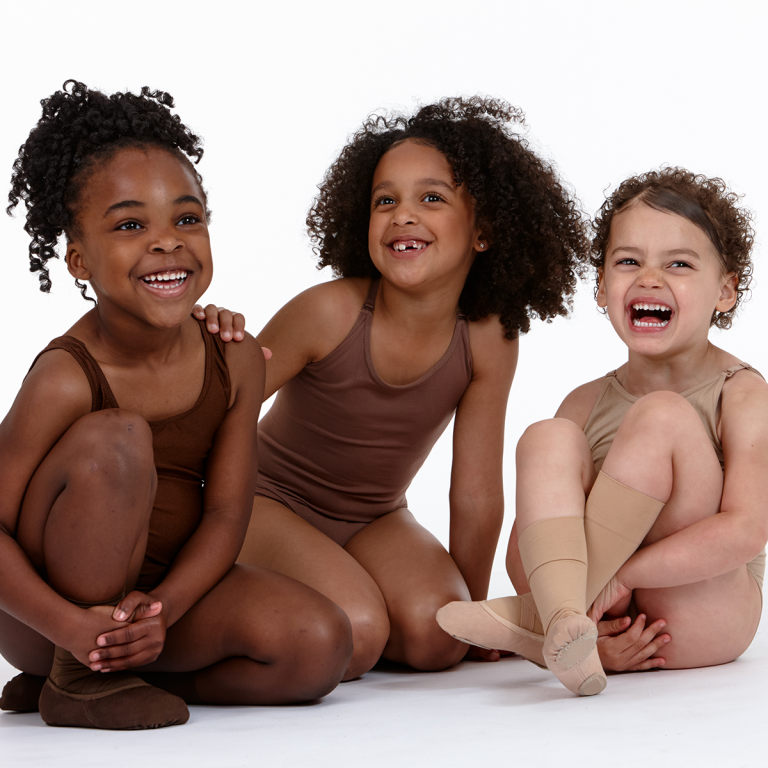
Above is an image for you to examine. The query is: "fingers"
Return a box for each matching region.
[112,591,160,622]
[597,616,631,637]
[90,620,164,671]
[203,304,221,335]
[261,346,273,360]
[597,614,671,672]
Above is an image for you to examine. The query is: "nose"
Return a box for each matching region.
[150,225,183,253]
[636,264,664,289]
[392,200,418,226]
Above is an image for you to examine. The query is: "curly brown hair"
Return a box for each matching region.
[591,168,754,330]
[306,97,590,338]
[7,80,205,300]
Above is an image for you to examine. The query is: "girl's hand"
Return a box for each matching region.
[87,591,167,672]
[65,605,131,668]
[588,574,633,623]
[193,304,246,343]
[596,614,670,672]
[193,304,272,359]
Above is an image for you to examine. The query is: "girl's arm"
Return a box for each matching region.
[95,334,268,668]
[449,318,518,600]
[605,372,768,594]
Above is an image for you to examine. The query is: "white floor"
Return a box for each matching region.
[3,623,766,768]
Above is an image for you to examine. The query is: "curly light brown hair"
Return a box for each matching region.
[591,168,754,329]
[307,96,590,338]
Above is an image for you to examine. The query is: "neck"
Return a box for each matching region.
[375,276,465,333]
[620,341,724,396]
[78,304,189,364]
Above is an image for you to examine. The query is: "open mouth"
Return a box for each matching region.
[141,270,189,289]
[629,302,672,328]
[389,240,429,253]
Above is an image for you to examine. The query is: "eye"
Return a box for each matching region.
[116,220,142,231]
[670,260,692,269]
[373,195,396,207]
[178,213,201,226]
[422,193,445,203]
[615,257,638,266]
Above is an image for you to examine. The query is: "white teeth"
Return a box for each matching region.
[632,319,670,327]
[392,241,426,251]
[142,270,188,286]
[632,303,670,312]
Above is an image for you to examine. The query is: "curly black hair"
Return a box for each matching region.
[306,97,590,338]
[7,80,205,300]
[591,168,754,330]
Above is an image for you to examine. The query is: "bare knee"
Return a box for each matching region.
[68,409,154,482]
[620,391,694,441]
[516,418,591,468]
[389,600,466,672]
[343,602,390,680]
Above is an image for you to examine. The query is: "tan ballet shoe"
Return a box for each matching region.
[436,599,546,668]
[543,614,606,696]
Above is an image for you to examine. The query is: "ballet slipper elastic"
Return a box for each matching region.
[436,599,546,668]
[543,614,606,696]
[38,646,188,730]
[0,672,46,712]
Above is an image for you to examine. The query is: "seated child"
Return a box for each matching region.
[0,81,352,729]
[201,97,591,680]
[438,168,767,695]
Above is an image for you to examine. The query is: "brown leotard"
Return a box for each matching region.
[255,278,473,546]
[30,318,230,590]
[583,363,765,590]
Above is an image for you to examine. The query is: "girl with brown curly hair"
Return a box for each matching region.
[200,96,591,680]
[439,168,768,696]
[0,81,352,729]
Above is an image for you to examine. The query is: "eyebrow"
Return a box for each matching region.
[371,177,455,196]
[611,246,702,260]
[103,195,205,217]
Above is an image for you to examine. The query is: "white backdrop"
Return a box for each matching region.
[1,0,766,585]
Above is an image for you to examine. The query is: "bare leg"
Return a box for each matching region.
[240,497,390,680]
[141,564,352,704]
[345,508,470,671]
[1,410,188,728]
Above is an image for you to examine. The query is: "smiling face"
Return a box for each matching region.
[597,201,737,359]
[65,146,212,330]
[368,140,484,291]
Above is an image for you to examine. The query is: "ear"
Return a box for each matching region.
[716,272,738,313]
[66,242,91,281]
[474,233,490,253]
[596,269,607,308]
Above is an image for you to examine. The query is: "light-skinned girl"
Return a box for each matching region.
[438,168,767,695]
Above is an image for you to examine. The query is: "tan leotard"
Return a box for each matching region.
[255,278,473,546]
[31,318,230,590]
[584,364,765,590]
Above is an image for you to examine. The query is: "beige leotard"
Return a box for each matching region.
[254,278,473,546]
[583,364,765,589]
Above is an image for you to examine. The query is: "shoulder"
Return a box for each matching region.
[466,315,519,380]
[555,376,606,428]
[258,277,371,365]
[720,366,768,425]
[25,345,93,411]
[222,331,266,405]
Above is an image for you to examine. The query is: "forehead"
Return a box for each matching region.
[83,147,202,205]
[609,202,720,259]
[372,140,454,185]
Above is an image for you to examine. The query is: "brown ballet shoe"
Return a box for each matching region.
[38,646,189,730]
[436,599,546,668]
[543,614,606,696]
[0,673,46,712]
